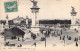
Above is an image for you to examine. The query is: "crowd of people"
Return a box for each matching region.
[40,28,80,47]
[4,28,80,47]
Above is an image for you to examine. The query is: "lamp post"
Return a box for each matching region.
[6,15,8,25]
[5,15,9,29]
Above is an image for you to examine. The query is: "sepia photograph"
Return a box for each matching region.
[0,0,80,51]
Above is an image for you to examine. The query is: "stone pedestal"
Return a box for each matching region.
[70,16,76,29]
[32,13,36,26]
[31,26,40,35]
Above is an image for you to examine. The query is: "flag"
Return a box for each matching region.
[4,1,18,12]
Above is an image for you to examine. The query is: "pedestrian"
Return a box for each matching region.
[70,36,72,40]
[61,29,62,35]
[18,37,20,41]
[34,42,36,47]
[63,36,65,40]
[74,37,77,41]
[7,41,9,44]
[76,37,78,42]
[76,42,78,47]
[63,36,65,44]
[5,42,8,46]
[67,35,68,39]
[74,29,76,31]
[63,36,64,40]
[76,30,78,33]
[74,37,78,42]
[68,36,71,40]
[20,44,22,47]
[60,36,61,40]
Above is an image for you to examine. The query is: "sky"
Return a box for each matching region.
[0,0,80,20]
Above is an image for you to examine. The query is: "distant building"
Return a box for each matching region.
[12,16,32,29]
[13,16,25,25]
[0,16,32,29]
[39,19,71,28]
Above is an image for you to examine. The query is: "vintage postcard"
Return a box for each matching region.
[0,0,80,51]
